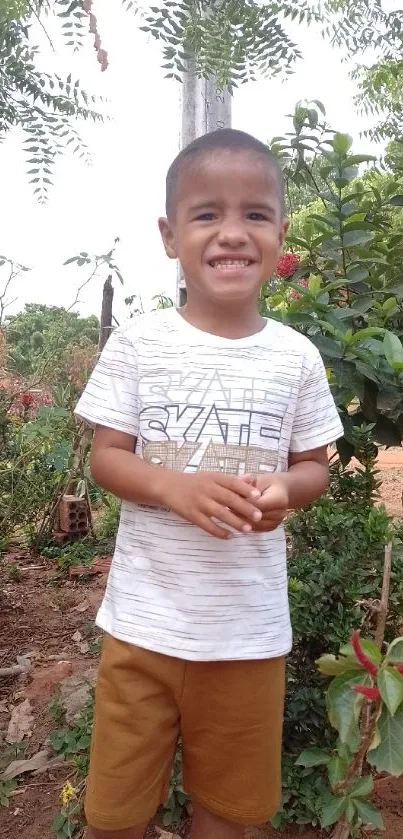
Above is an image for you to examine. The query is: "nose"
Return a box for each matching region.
[216,218,249,248]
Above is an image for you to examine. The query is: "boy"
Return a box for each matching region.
[75,128,343,839]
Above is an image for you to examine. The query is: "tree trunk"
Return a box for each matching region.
[97,274,114,356]
[177,57,232,306]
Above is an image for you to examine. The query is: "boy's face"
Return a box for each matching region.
[159,150,288,308]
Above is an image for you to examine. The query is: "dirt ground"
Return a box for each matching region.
[0,451,402,839]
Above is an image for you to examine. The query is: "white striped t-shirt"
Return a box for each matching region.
[75,308,343,661]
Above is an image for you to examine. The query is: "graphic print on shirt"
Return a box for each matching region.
[138,366,286,475]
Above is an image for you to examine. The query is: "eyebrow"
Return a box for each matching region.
[187,201,277,215]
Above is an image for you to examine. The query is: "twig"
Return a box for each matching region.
[0,664,31,678]
[375,542,392,649]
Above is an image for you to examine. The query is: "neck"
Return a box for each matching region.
[181,296,265,339]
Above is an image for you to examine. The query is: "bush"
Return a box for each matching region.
[275,427,403,828]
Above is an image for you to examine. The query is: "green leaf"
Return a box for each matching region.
[340,639,382,665]
[354,799,384,829]
[378,667,403,716]
[296,748,331,767]
[311,335,344,359]
[368,706,403,774]
[321,795,347,828]
[342,230,375,247]
[316,653,361,676]
[383,332,403,371]
[332,133,353,154]
[327,671,369,748]
[328,754,349,789]
[385,638,403,665]
[349,774,373,798]
[389,195,403,206]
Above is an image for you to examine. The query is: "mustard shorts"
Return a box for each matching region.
[85,635,285,830]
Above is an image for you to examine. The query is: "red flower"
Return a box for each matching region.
[21,392,34,407]
[351,631,379,677]
[353,685,380,701]
[276,252,300,279]
[396,665,403,675]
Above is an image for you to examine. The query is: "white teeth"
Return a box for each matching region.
[211,259,251,268]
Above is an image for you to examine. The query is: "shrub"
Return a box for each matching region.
[275,427,403,828]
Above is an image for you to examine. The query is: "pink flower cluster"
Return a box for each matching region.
[9,389,53,419]
[276,252,300,279]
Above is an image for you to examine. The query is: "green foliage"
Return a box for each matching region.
[0,779,17,807]
[43,539,98,575]
[96,492,121,541]
[50,696,93,778]
[275,426,403,828]
[0,1,104,200]
[161,741,190,827]
[0,402,77,537]
[298,629,403,835]
[4,304,99,380]
[267,103,403,456]
[143,0,319,88]
[323,0,403,142]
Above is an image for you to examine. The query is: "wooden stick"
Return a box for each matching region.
[375,542,392,649]
[0,663,31,678]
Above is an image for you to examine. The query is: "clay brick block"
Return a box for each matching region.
[59,494,88,535]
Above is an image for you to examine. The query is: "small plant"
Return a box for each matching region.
[52,780,85,839]
[43,540,97,576]
[49,695,67,726]
[50,697,93,778]
[0,779,17,807]
[96,492,120,542]
[297,624,403,837]
[7,562,22,582]
[161,741,190,828]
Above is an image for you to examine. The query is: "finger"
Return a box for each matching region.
[218,474,261,500]
[196,513,233,540]
[240,473,257,487]
[214,487,263,523]
[206,501,257,533]
[258,508,287,521]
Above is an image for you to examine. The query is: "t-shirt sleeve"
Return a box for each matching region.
[74,328,139,436]
[290,349,344,452]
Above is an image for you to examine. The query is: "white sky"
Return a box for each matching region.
[1,0,382,323]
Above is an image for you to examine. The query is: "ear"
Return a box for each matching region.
[278,217,290,249]
[158,217,177,260]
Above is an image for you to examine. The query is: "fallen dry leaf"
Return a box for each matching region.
[155,829,181,839]
[72,630,82,644]
[6,699,34,744]
[71,599,89,613]
[79,641,90,655]
[2,749,52,781]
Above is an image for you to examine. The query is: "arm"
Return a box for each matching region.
[248,446,329,532]
[90,425,263,540]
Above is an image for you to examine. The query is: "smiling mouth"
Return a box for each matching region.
[208,258,254,269]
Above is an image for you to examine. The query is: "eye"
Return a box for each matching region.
[194,212,216,221]
[247,211,269,221]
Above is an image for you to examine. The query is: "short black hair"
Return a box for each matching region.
[165,128,286,217]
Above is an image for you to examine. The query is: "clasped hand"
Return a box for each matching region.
[160,470,289,540]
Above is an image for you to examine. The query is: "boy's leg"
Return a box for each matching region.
[85,635,182,834]
[189,804,243,839]
[181,655,285,831]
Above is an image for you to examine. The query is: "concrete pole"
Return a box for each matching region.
[177,57,232,305]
